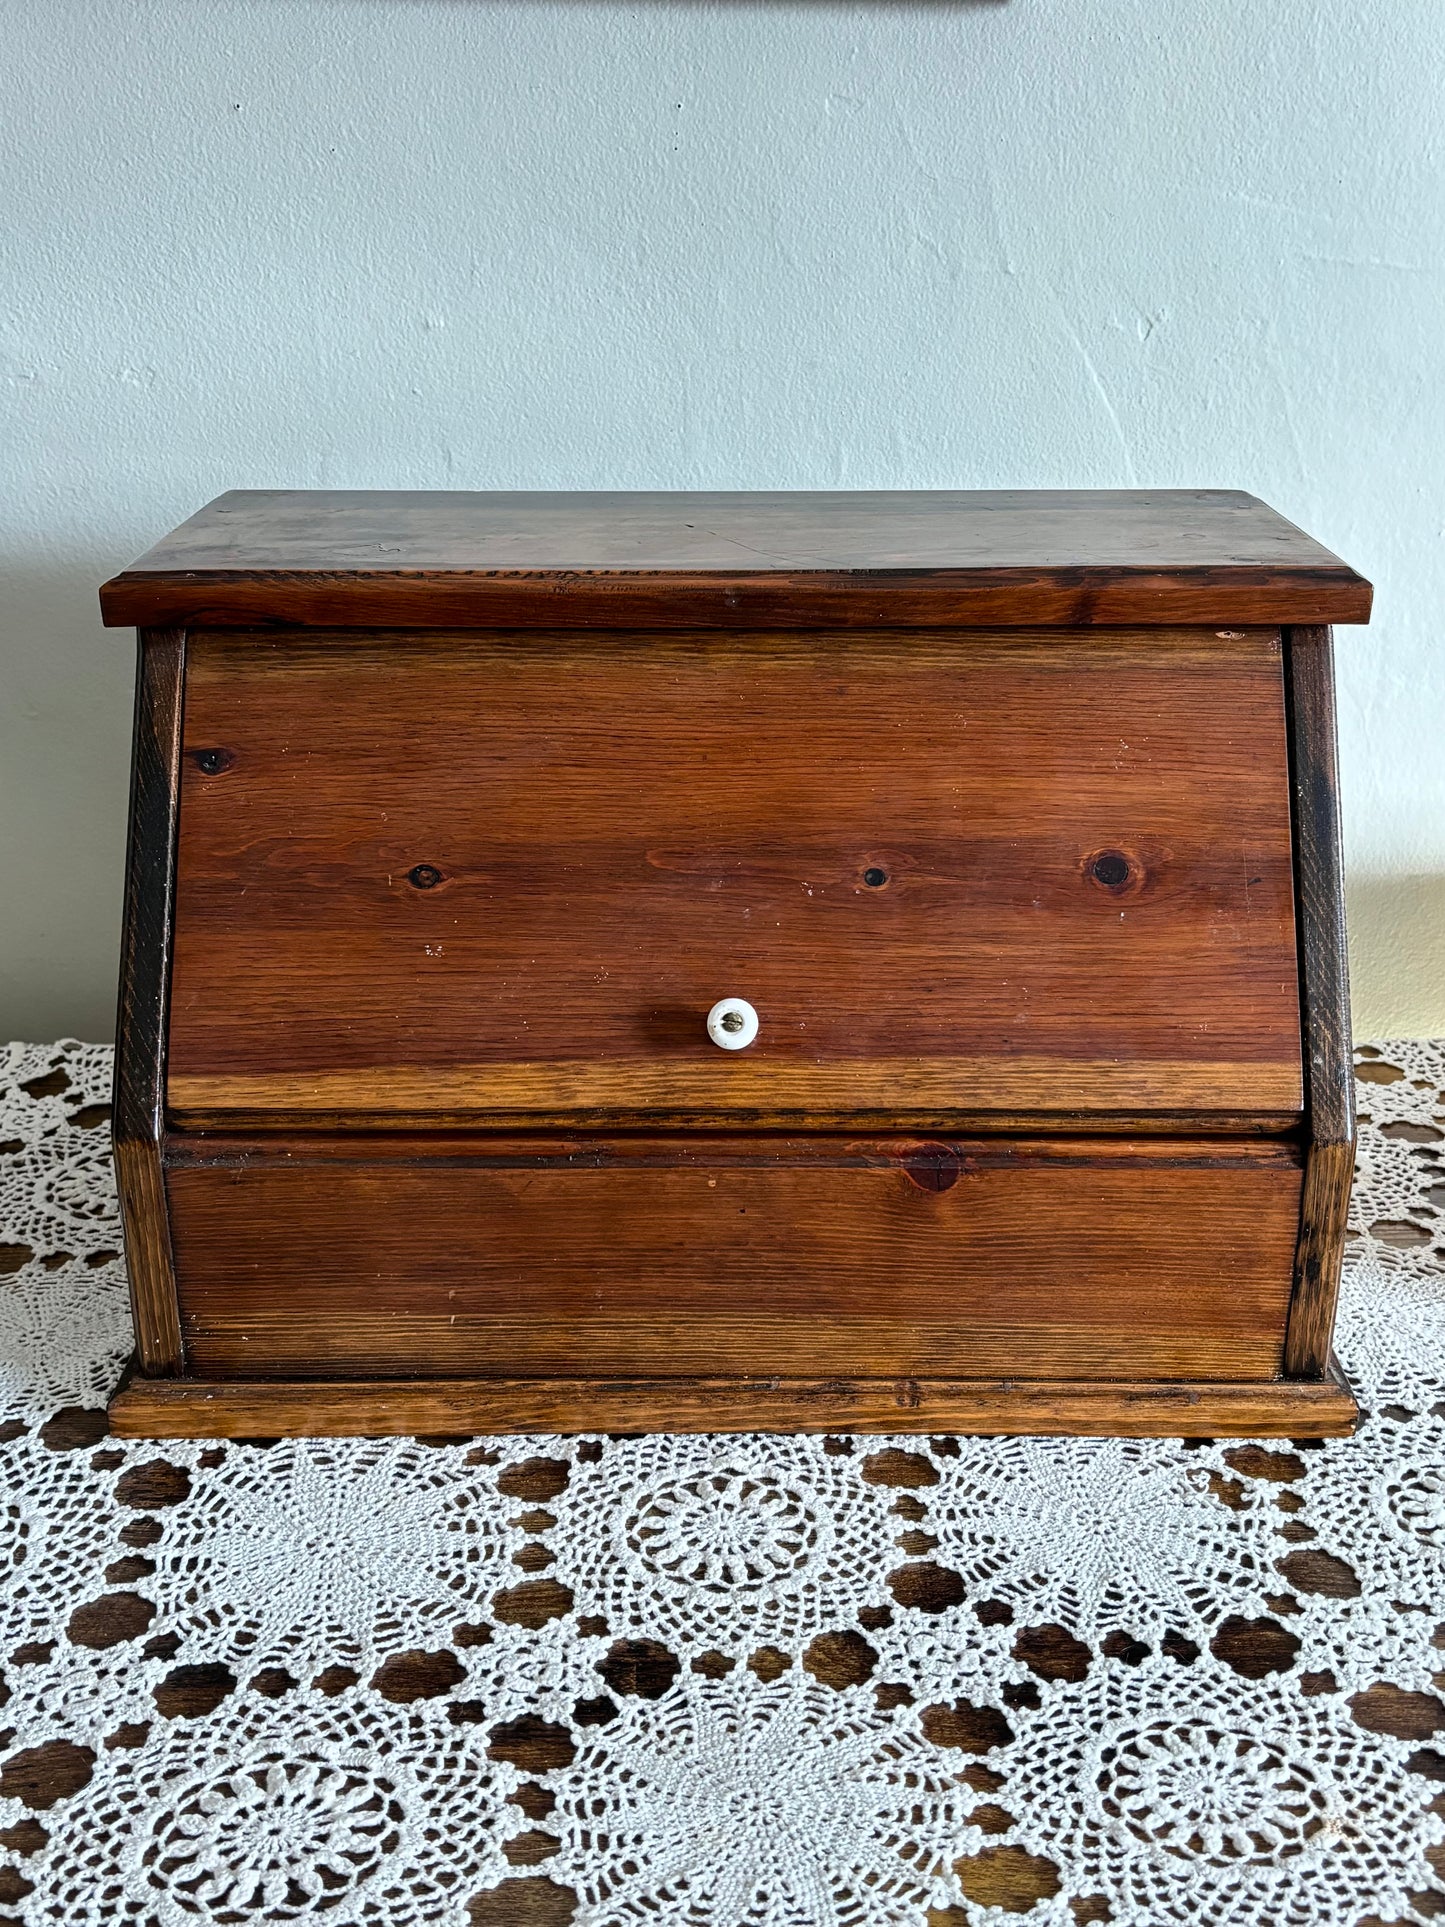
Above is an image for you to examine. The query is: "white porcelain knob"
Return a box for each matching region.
[707,997,758,1051]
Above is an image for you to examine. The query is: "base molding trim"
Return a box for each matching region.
[108,1368,1359,1439]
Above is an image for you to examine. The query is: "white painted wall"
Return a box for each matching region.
[3,0,1442,1040]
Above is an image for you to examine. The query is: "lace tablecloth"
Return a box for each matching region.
[0,1039,1442,1926]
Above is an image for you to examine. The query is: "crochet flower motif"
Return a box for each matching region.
[1096,1719,1330,1865]
[922,1435,1279,1635]
[554,1437,897,1647]
[552,1674,977,1926]
[0,1248,131,1413]
[0,1433,135,1653]
[1295,1413,1445,1612]
[1335,1259,1445,1412]
[27,1692,512,1926]
[37,1147,121,1228]
[998,1662,1441,1927]
[146,1438,517,1669]
[630,1466,824,1591]
[137,1758,405,1917]
[0,1042,130,1411]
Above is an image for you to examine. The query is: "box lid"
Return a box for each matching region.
[100,488,1371,630]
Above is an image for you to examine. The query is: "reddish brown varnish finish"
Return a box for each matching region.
[165,629,1302,1128]
[100,492,1370,1438]
[99,489,1372,631]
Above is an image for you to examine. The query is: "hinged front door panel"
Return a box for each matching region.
[165,628,1302,1127]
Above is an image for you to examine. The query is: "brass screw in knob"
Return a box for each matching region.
[706,998,759,1051]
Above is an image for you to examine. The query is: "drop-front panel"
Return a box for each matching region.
[165,628,1302,1130]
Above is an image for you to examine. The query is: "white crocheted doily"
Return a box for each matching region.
[0,1039,1441,1925]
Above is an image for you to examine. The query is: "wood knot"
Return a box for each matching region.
[1090,850,1130,888]
[1085,847,1145,897]
[900,1143,965,1192]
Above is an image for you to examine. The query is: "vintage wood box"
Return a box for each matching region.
[101,490,1371,1439]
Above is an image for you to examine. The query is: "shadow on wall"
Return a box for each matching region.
[1348,876,1445,1041]
[0,559,135,1045]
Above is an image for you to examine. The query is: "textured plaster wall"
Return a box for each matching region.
[2,0,1443,1040]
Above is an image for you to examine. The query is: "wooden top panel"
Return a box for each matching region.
[100,490,1371,629]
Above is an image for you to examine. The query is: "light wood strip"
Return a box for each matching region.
[167,1056,1304,1124]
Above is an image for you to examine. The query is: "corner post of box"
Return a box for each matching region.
[112,626,187,1375]
[1281,625,1356,1381]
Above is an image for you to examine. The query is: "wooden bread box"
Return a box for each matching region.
[101,490,1371,1439]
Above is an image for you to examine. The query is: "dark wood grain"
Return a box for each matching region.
[107,1371,1359,1439]
[1281,627,1357,1377]
[162,1134,1303,1384]
[99,490,1373,631]
[112,629,185,1375]
[165,628,1303,1127]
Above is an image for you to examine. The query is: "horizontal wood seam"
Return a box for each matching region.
[159,1133,1307,1171]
